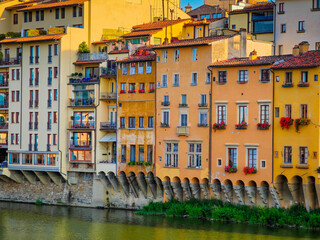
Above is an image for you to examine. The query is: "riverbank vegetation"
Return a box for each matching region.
[136,199,320,229]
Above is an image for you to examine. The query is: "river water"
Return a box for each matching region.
[0,202,318,240]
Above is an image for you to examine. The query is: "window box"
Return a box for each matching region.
[161,101,170,106]
[225,166,237,173]
[213,122,226,131]
[294,118,310,132]
[260,79,270,83]
[197,123,208,127]
[160,122,169,127]
[128,90,136,93]
[297,30,305,33]
[257,122,270,130]
[198,103,208,107]
[297,82,309,87]
[296,164,309,169]
[120,90,125,94]
[280,117,293,130]
[179,103,188,107]
[237,80,248,84]
[243,167,257,174]
[282,83,293,87]
[280,164,293,168]
[127,161,135,166]
[136,161,144,166]
[235,122,247,130]
[149,88,154,93]
[138,89,145,93]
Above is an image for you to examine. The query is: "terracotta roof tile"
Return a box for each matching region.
[210,55,292,67]
[152,35,235,49]
[131,19,190,31]
[230,2,273,14]
[122,30,160,38]
[0,34,65,44]
[6,0,42,10]
[184,18,224,26]
[74,60,103,65]
[116,54,155,63]
[187,4,224,16]
[272,51,320,69]
[109,49,129,54]
[17,0,86,11]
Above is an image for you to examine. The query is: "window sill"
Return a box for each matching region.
[160,125,170,128]
[179,104,188,108]
[217,82,227,85]
[282,84,293,88]
[297,30,305,33]
[197,124,208,127]
[297,83,309,87]
[186,167,202,169]
[260,80,270,83]
[296,164,309,169]
[278,11,285,14]
[280,164,293,168]
[127,127,136,129]
[237,81,248,84]
[164,166,179,168]
[311,8,320,11]
[190,83,198,86]
[205,81,211,85]
[172,84,179,87]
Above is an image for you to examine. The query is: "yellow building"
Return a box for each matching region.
[116,51,156,181]
[273,44,320,209]
[229,2,274,42]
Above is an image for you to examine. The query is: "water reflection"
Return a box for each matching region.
[0,202,318,240]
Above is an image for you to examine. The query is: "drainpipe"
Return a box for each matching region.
[19,43,23,150]
[272,1,276,55]
[207,66,214,183]
[94,70,101,174]
[270,69,275,184]
[154,52,157,177]
[58,39,63,176]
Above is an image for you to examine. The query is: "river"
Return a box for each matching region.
[0,202,318,240]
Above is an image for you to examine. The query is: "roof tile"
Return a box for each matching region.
[230,2,273,14]
[272,51,320,69]
[0,34,65,44]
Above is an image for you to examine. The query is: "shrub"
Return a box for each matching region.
[78,41,90,54]
[6,32,21,38]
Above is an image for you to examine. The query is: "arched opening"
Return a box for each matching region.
[181,178,192,200]
[307,176,319,209]
[234,180,245,204]
[289,175,304,205]
[200,178,210,199]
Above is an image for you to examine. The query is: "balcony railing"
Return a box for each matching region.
[77,53,108,62]
[0,58,21,67]
[0,139,8,146]
[34,144,38,151]
[69,76,99,84]
[0,123,8,130]
[69,142,92,149]
[48,99,52,108]
[0,73,9,87]
[28,144,32,151]
[35,56,39,64]
[34,122,38,130]
[47,144,51,151]
[100,67,116,77]
[100,122,116,130]
[0,102,8,109]
[100,92,116,100]
[70,121,95,129]
[177,126,189,136]
[69,98,95,107]
[47,122,52,130]
[161,101,170,106]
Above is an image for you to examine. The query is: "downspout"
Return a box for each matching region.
[207,66,214,183]
[94,71,101,174]
[272,1,276,55]
[154,52,157,177]
[19,43,23,150]
[116,63,119,176]
[270,69,275,185]
[58,39,62,176]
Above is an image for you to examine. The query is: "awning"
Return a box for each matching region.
[99,133,116,143]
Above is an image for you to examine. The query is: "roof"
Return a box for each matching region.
[187,4,224,16]
[116,54,155,63]
[210,55,292,67]
[230,2,273,14]
[17,0,86,12]
[74,60,104,65]
[122,30,160,38]
[272,51,320,69]
[6,0,42,10]
[132,19,189,31]
[184,18,224,26]
[152,35,235,49]
[0,34,65,44]
[109,49,129,54]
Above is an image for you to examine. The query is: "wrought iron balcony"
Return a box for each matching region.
[69,98,95,107]
[100,122,116,130]
[70,121,95,129]
[0,58,21,67]
[100,92,116,100]
[77,53,107,62]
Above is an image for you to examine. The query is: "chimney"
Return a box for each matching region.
[239,28,247,58]
[185,3,192,13]
[249,50,257,60]
[292,45,299,56]
[299,41,310,54]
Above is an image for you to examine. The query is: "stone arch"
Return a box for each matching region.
[289,175,305,205]
[246,180,258,205]
[222,179,233,202]
[210,179,222,199]
[163,176,174,200]
[155,177,164,198]
[306,176,319,209]
[190,177,201,199]
[118,171,130,196]
[260,181,269,187]
[128,171,140,198]
[181,178,192,200]
[171,176,183,201]
[137,172,148,197]
[258,181,270,207]
[274,175,293,206]
[146,172,158,198]
[200,178,210,199]
[234,180,245,204]
[107,171,120,191]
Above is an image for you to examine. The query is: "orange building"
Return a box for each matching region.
[209,52,291,207]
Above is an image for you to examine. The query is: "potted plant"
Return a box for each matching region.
[294,118,310,132]
[139,89,145,93]
[128,161,136,166]
[257,122,271,130]
[235,121,247,129]
[243,167,257,175]
[280,117,293,130]
[70,116,75,120]
[225,166,237,173]
[297,82,309,87]
[160,122,169,127]
[136,161,144,166]
[120,90,125,94]
[149,88,154,93]
[88,116,93,121]
[213,122,226,131]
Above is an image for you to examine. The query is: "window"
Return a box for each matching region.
[162,50,168,63]
[61,8,65,18]
[174,49,179,62]
[138,62,144,74]
[40,10,44,21]
[316,42,320,50]
[11,91,15,102]
[149,82,155,92]
[16,69,20,80]
[146,61,152,74]
[148,117,153,128]
[165,143,178,167]
[35,46,39,63]
[299,147,308,164]
[173,73,179,86]
[120,117,125,128]
[139,117,144,128]
[238,105,248,123]
[298,21,305,32]
[192,48,198,61]
[147,145,153,162]
[285,72,292,84]
[181,94,187,105]
[130,145,136,162]
[53,134,57,145]
[301,104,308,118]
[15,134,19,145]
[281,24,286,33]
[130,62,136,75]
[78,6,83,17]
[11,134,14,145]
[180,114,188,126]
[187,143,202,168]
[278,45,283,55]
[16,91,20,102]
[260,104,270,123]
[11,112,14,123]
[55,8,59,19]
[200,94,206,106]
[191,73,197,86]
[238,70,248,83]
[217,105,226,124]
[279,3,284,13]
[217,158,222,167]
[120,83,126,93]
[139,145,144,162]
[206,72,211,84]
[48,45,53,63]
[54,112,57,123]
[199,110,208,125]
[10,153,20,164]
[24,12,28,22]
[128,117,135,128]
[284,146,292,164]
[121,145,126,162]
[247,148,257,168]
[301,71,308,83]
[218,71,227,84]
[139,83,145,92]
[313,0,320,9]
[275,107,280,118]
[162,74,167,87]
[315,74,319,81]
[54,67,58,78]
[129,83,135,92]
[30,46,34,64]
[261,69,270,82]
[228,148,237,167]
[54,44,58,56]
[162,110,169,125]
[13,14,18,24]
[16,112,19,123]
[285,104,292,118]
[29,12,32,22]
[73,6,77,17]
[54,89,58,100]
[232,24,236,29]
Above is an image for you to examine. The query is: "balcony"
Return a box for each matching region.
[161,101,170,106]
[77,53,108,62]
[179,103,188,108]
[47,99,52,108]
[34,144,38,151]
[69,76,100,85]
[100,92,116,100]
[69,121,95,130]
[0,139,8,146]
[177,126,189,136]
[198,103,208,107]
[100,67,116,77]
[34,122,38,130]
[0,58,21,67]
[69,98,95,107]
[100,122,116,131]
[69,142,92,150]
[0,73,9,88]
[97,162,116,174]
[47,122,52,130]
[47,144,51,151]
[0,123,8,130]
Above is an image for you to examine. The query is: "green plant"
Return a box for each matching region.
[294,118,310,132]
[0,34,5,41]
[0,52,2,60]
[127,161,135,166]
[78,41,90,54]
[88,116,93,120]
[70,116,75,120]
[35,199,43,205]
[6,32,21,38]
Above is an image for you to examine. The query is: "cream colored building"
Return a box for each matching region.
[275,0,320,54]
